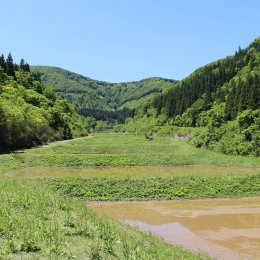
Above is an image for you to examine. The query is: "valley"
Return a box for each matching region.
[0,35,259,259]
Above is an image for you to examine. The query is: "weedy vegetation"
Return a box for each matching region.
[0,132,259,259]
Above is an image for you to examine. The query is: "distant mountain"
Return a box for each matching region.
[30,66,177,121]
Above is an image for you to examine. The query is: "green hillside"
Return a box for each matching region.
[119,37,260,156]
[0,54,88,151]
[31,66,177,121]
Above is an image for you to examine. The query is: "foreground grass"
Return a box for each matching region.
[1,132,259,259]
[0,178,204,259]
[0,134,210,259]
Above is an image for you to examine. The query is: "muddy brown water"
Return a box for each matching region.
[87,197,260,260]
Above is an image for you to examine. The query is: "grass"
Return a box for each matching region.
[42,174,260,201]
[0,132,259,258]
[0,178,204,259]
[10,133,260,167]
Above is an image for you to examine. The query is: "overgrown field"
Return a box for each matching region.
[1,177,205,259]
[6,133,260,167]
[43,174,260,201]
[1,132,259,258]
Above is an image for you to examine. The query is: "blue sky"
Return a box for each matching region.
[1,0,260,82]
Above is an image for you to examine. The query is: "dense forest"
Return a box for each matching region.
[119,37,260,156]
[31,66,177,121]
[2,37,259,156]
[0,54,89,151]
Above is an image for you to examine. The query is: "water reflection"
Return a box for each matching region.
[87,197,260,260]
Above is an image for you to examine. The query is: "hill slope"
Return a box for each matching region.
[120,37,260,156]
[0,55,88,151]
[31,66,177,121]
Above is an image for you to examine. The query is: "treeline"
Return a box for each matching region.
[79,107,134,123]
[0,53,89,151]
[0,53,30,77]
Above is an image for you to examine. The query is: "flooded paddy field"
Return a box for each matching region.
[6,165,260,178]
[4,133,260,259]
[87,197,260,260]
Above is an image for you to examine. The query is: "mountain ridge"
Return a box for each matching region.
[31,66,178,120]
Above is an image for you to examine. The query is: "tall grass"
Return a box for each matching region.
[0,178,204,259]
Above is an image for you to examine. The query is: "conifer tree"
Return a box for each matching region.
[13,63,18,71]
[20,58,25,70]
[20,58,30,72]
[5,53,15,77]
[0,54,5,70]
[24,63,30,72]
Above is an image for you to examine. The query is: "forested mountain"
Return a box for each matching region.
[3,37,259,156]
[121,37,260,156]
[31,66,177,121]
[0,54,89,151]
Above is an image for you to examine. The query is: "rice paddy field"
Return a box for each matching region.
[0,132,259,259]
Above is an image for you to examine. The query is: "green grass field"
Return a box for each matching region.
[7,132,260,167]
[0,132,259,259]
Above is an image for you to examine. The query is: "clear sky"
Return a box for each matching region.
[1,0,260,82]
